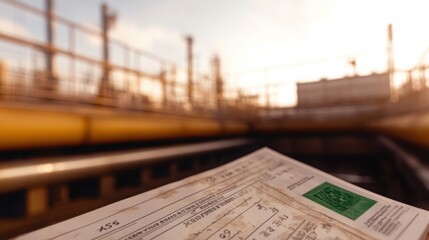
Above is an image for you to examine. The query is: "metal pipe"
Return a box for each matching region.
[45,0,56,91]
[212,55,223,110]
[0,138,252,193]
[99,3,111,99]
[186,35,193,106]
[160,66,167,107]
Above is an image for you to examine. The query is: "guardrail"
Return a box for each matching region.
[0,138,252,193]
[0,138,255,238]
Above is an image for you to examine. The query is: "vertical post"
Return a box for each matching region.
[27,186,49,216]
[50,183,69,206]
[124,45,130,97]
[170,66,176,106]
[212,55,223,110]
[387,24,394,77]
[46,0,56,93]
[135,52,141,100]
[100,4,109,100]
[100,174,115,196]
[32,50,38,97]
[160,65,167,108]
[140,168,152,185]
[185,35,193,106]
[69,26,76,97]
[99,3,116,100]
[387,24,395,100]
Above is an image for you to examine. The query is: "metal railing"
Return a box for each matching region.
[1,1,428,122]
[0,0,253,118]
[0,138,253,193]
[0,138,255,239]
[378,136,429,192]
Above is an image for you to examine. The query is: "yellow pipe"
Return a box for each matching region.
[1,103,429,150]
[366,113,429,148]
[223,120,248,135]
[182,118,222,137]
[89,114,185,144]
[0,107,85,150]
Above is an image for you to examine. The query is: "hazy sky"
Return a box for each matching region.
[1,0,429,106]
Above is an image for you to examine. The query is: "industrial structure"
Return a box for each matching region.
[297,73,391,107]
[0,1,428,238]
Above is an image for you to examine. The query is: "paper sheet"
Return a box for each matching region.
[17,148,429,240]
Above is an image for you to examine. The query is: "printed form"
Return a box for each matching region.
[17,148,429,240]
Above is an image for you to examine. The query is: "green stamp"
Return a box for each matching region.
[303,182,376,220]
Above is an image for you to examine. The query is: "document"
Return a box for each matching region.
[17,148,429,240]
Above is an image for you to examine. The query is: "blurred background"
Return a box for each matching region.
[0,0,429,238]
